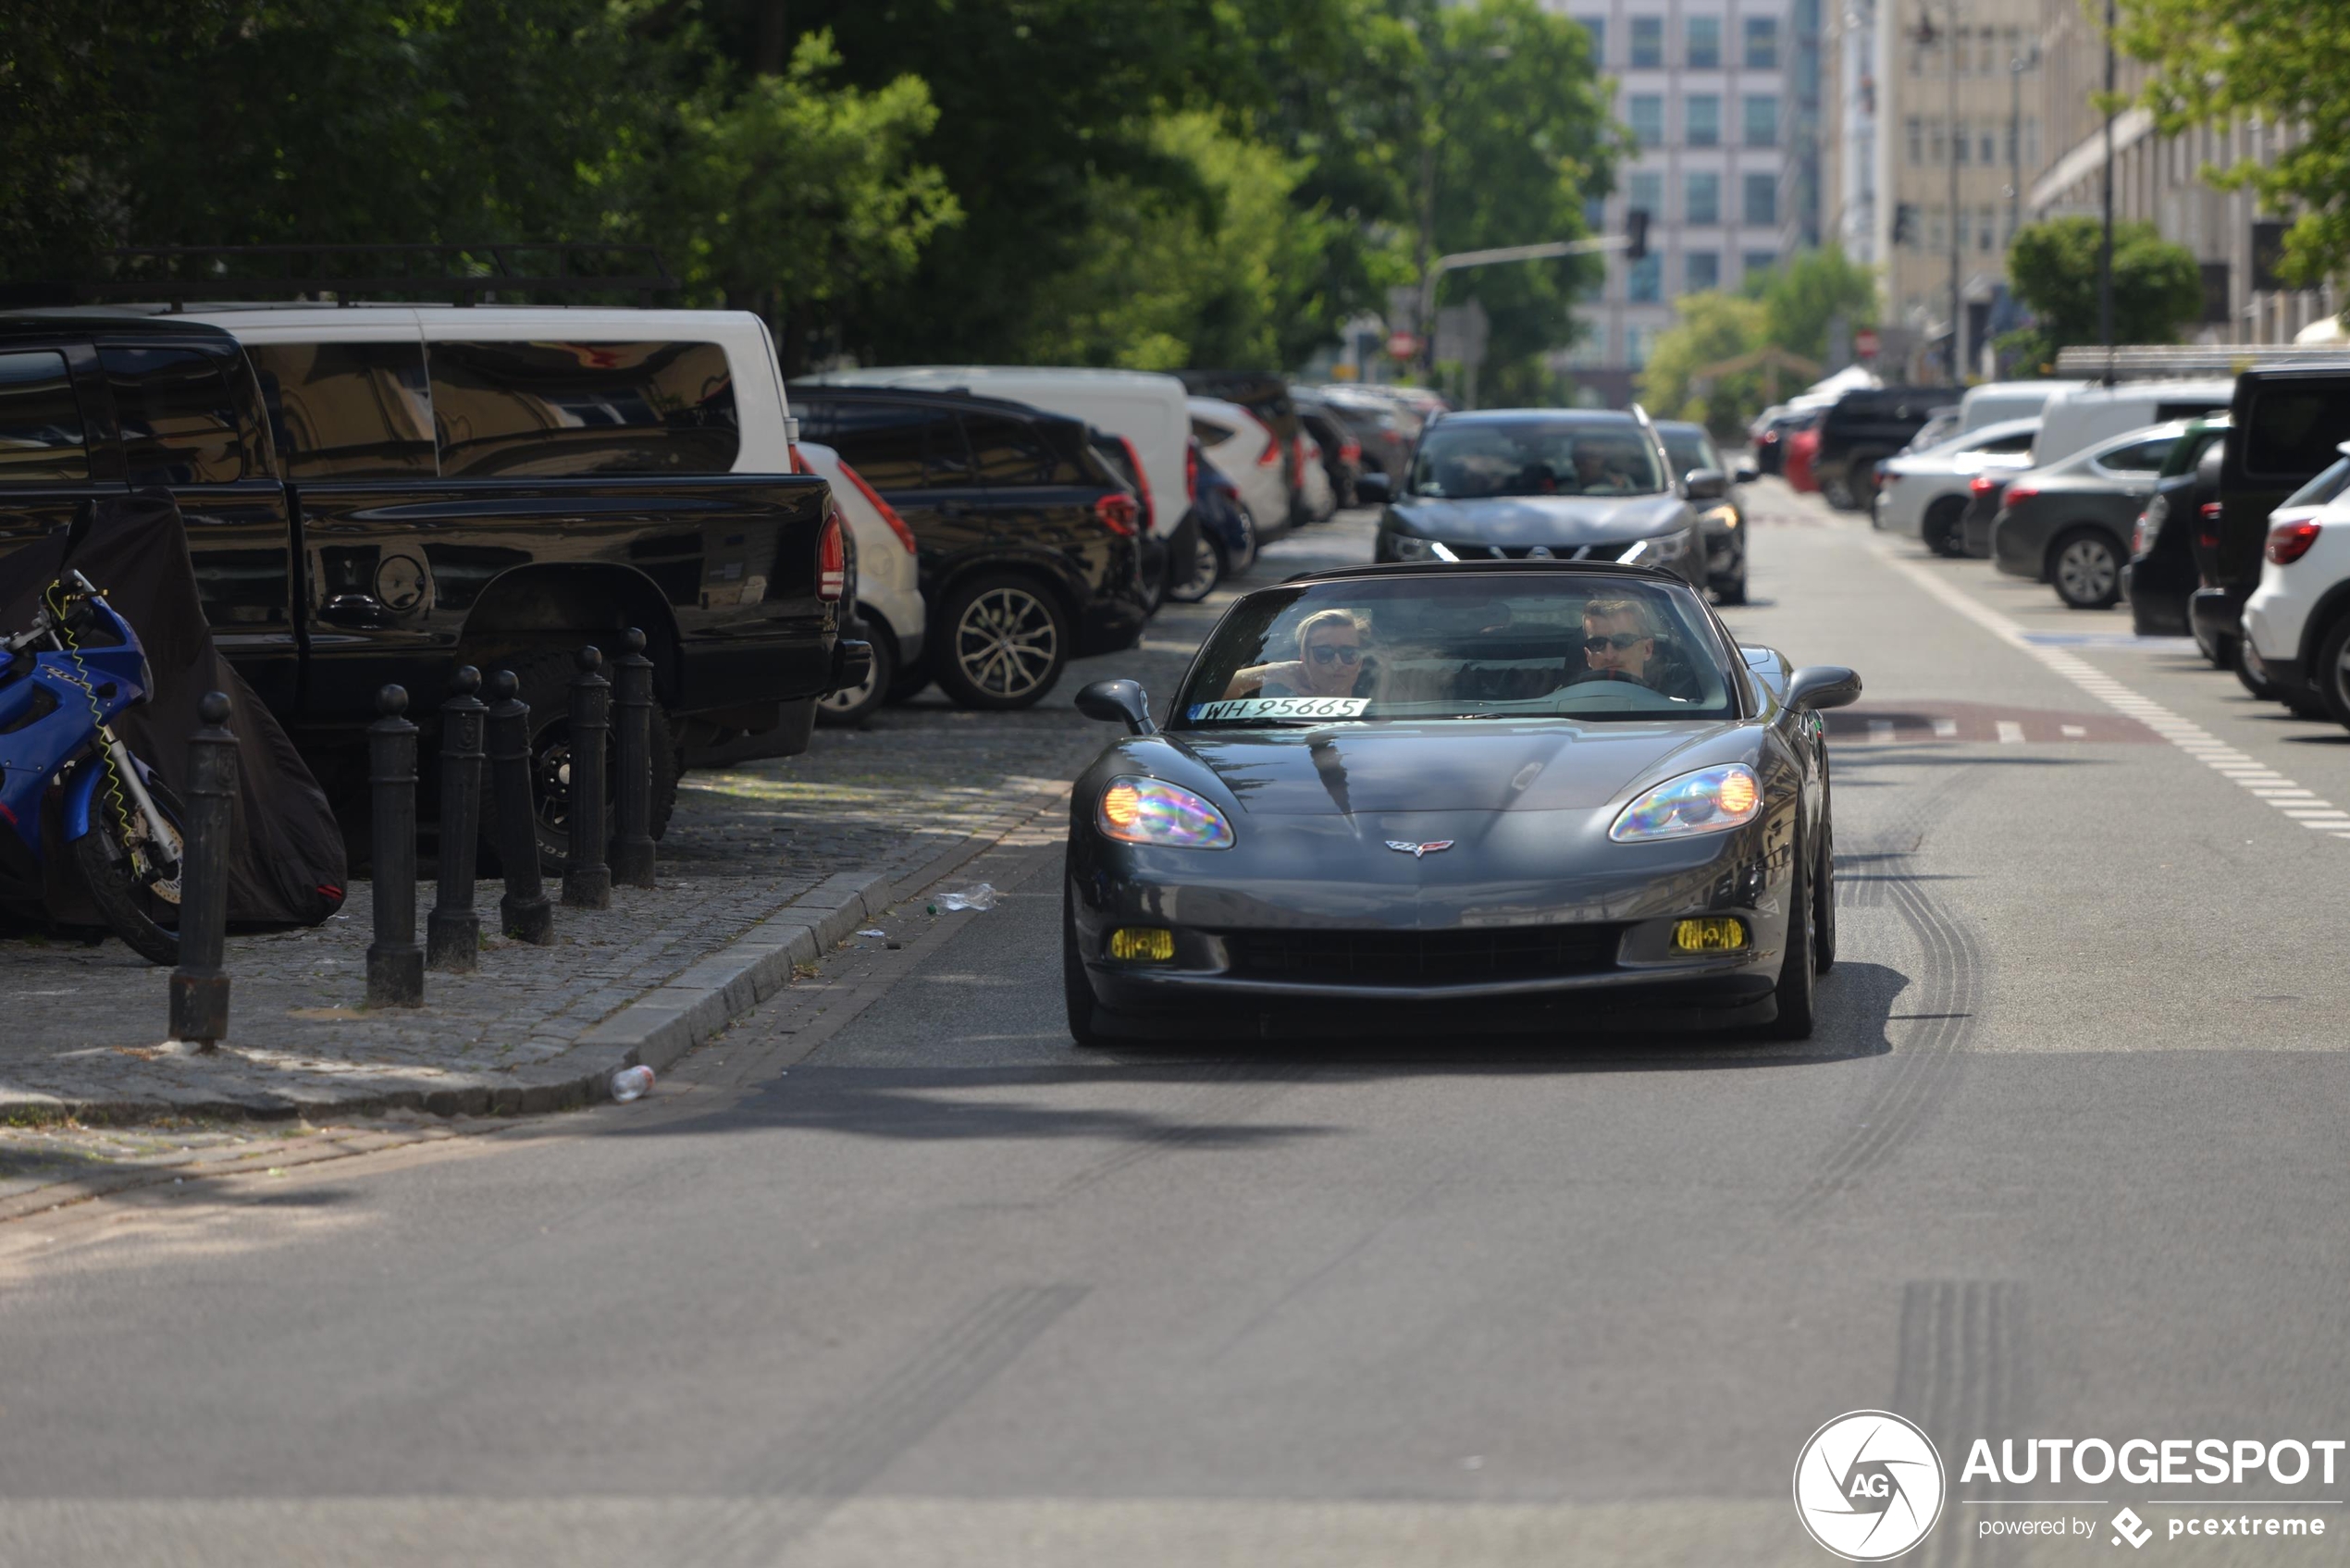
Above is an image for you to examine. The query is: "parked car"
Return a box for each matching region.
[1181,371,1304,525]
[794,366,1197,610]
[1373,408,1711,588]
[2121,417,2230,638]
[1190,396,1292,549]
[1901,405,1963,456]
[1751,405,1800,476]
[1784,416,1824,495]
[1812,386,1946,511]
[2,307,848,862]
[1874,417,2041,557]
[790,385,1149,710]
[2033,378,2234,467]
[1957,379,2084,436]
[2188,365,2350,679]
[1292,392,1364,509]
[1991,421,2189,608]
[1655,420,1749,603]
[1296,429,1338,520]
[1164,435,1255,604]
[798,442,924,727]
[1959,473,2010,559]
[1311,385,1420,488]
[2243,442,2350,723]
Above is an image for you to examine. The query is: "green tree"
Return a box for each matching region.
[2116,0,2350,291]
[1022,113,1343,371]
[646,31,962,368]
[1639,294,1770,436]
[1416,0,1623,402]
[1999,216,2202,371]
[1745,245,1879,361]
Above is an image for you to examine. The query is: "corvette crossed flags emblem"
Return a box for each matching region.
[1385,839,1455,858]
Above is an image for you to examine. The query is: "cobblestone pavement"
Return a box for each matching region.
[0,514,1373,1202]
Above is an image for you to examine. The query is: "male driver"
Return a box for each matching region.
[1577,597,1662,686]
[1224,608,1372,699]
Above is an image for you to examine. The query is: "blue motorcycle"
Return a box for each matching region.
[0,571,186,962]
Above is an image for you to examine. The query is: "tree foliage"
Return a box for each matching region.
[1999,216,2203,371]
[1745,245,1878,362]
[0,0,1616,382]
[2116,0,2350,290]
[1638,294,1770,436]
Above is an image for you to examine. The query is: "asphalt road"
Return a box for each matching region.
[6,488,2350,1567]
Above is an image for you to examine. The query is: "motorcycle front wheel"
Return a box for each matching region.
[73,768,186,966]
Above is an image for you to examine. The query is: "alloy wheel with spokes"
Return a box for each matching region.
[2052,531,2121,609]
[935,574,1070,710]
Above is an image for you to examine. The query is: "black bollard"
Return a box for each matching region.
[562,645,612,909]
[169,691,237,1048]
[365,685,425,1007]
[427,666,488,972]
[486,669,553,945]
[611,628,656,889]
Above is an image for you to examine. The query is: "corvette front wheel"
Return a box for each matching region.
[1769,838,1817,1040]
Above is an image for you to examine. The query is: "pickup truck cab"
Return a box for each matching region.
[0,308,846,847]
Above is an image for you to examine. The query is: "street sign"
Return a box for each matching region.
[1855,327,1880,359]
[1386,331,1421,361]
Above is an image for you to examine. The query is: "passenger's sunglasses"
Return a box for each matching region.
[1307,643,1363,666]
[1583,632,1649,653]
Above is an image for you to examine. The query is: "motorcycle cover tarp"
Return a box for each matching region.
[0,491,346,929]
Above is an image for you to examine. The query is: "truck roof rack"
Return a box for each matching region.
[2053,344,2350,379]
[70,244,678,309]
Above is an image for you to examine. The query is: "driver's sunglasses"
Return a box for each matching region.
[1583,632,1648,653]
[1308,643,1363,666]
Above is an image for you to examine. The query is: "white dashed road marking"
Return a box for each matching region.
[1880,549,2350,841]
[1996,720,2025,744]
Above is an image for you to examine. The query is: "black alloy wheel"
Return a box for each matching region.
[1165,532,1225,604]
[2049,528,2123,610]
[934,574,1070,710]
[1923,497,1967,558]
[818,623,896,727]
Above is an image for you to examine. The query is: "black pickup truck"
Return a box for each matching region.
[0,313,845,853]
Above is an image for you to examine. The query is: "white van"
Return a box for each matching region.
[799,366,1190,542]
[1958,380,2083,436]
[2034,379,2236,467]
[173,304,799,474]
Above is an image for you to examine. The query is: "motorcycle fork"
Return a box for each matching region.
[97,727,180,867]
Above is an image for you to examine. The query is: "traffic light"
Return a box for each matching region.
[1626,208,1650,263]
[1892,203,1918,247]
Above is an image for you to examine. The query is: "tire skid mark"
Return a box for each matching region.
[682,1283,1089,1567]
[1054,1061,1302,1199]
[1896,1279,2027,1568]
[1792,763,1987,1217]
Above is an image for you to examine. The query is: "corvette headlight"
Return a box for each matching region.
[1098,777,1235,848]
[1609,763,1762,842]
[1389,533,1439,561]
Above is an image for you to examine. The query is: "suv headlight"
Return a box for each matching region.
[1619,525,1695,566]
[1610,764,1762,842]
[1098,777,1235,848]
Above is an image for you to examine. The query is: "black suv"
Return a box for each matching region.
[1813,386,1946,511]
[2189,364,2350,679]
[790,387,1149,710]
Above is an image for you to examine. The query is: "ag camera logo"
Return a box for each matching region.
[1794,1411,1946,1561]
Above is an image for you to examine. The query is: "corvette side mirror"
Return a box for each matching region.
[1076,677,1157,735]
[1786,665,1862,711]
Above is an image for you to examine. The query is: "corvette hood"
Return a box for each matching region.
[1389,493,1691,545]
[1176,722,1742,815]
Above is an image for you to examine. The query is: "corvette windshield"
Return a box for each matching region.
[1175,574,1737,726]
[1409,418,1668,499]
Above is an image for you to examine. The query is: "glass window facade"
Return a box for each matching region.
[1744,16,1779,68]
[1631,16,1664,67]
[1685,170,1720,226]
[1742,173,1778,227]
[1628,94,1664,147]
[1686,14,1722,68]
[1686,94,1720,145]
[1742,94,1780,148]
[1686,252,1720,291]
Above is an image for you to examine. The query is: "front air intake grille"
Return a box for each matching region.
[1218,925,1625,985]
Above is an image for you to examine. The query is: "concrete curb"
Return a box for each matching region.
[5,783,1071,1128]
